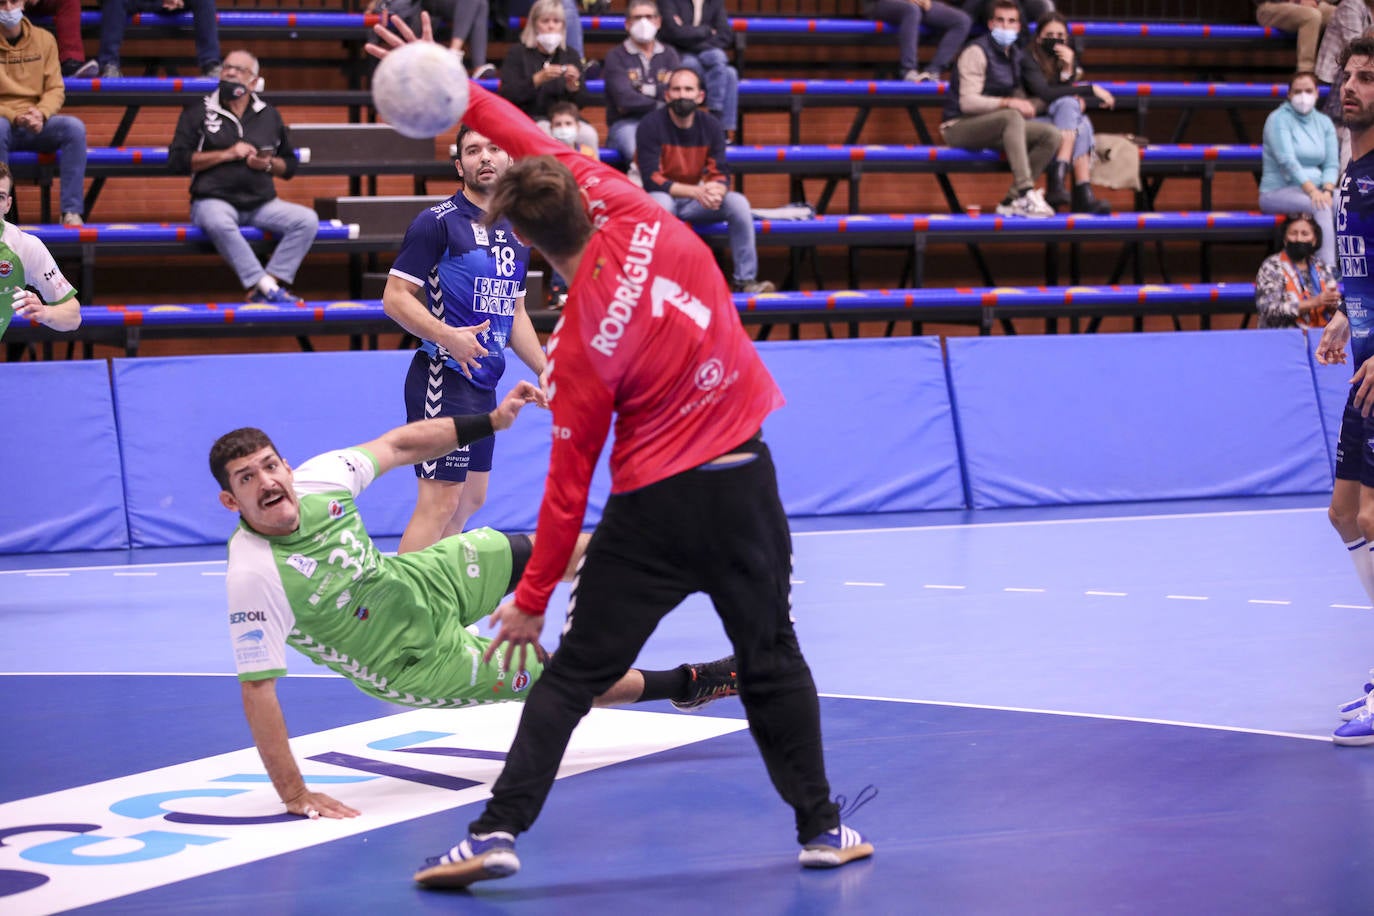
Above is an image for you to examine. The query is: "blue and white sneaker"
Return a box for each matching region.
[1337,670,1374,721]
[1335,707,1374,746]
[246,285,303,305]
[798,824,874,868]
[413,831,520,888]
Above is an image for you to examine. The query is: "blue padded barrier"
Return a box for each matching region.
[759,338,964,514]
[104,341,963,548]
[108,352,606,547]
[0,362,128,553]
[946,330,1331,508]
[1308,330,1353,473]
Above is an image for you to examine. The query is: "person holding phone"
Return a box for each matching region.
[167,48,319,304]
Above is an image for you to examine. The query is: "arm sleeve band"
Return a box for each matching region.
[453,412,496,448]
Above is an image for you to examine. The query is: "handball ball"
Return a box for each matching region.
[372,42,469,139]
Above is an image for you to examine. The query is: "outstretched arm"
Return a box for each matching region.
[358,380,546,475]
[241,678,360,819]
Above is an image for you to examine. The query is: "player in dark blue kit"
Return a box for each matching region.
[382,125,546,553]
[1314,36,1374,745]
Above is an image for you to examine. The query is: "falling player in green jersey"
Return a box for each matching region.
[210,381,738,820]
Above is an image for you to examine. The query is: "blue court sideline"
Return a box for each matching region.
[6,497,1374,913]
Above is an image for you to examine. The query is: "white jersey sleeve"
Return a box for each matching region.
[292,447,379,499]
[226,530,295,681]
[7,224,75,304]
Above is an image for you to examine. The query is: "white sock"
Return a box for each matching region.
[1345,538,1374,604]
[256,276,279,294]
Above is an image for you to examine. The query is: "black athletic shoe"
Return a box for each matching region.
[672,655,738,712]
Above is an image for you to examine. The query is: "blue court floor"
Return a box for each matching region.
[6,495,1374,914]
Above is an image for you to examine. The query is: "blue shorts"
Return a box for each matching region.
[1334,386,1374,487]
[404,350,497,481]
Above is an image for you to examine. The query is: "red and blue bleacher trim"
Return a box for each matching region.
[56,75,1313,107]
[2,143,1265,173]
[15,220,358,244]
[5,283,1258,332]
[62,11,1293,46]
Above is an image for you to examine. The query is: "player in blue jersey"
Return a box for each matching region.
[383,125,547,553]
[1314,36,1374,745]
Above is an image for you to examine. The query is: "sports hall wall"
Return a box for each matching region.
[0,330,1341,554]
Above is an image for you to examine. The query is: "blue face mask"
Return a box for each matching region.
[990,27,1019,48]
[0,8,24,28]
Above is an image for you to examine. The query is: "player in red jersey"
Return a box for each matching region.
[370,16,875,889]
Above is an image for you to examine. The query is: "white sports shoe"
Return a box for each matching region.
[994,188,1055,218]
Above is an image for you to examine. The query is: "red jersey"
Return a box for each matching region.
[462,85,785,614]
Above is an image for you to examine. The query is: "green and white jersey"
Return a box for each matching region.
[0,221,75,302]
[0,221,76,337]
[225,448,539,707]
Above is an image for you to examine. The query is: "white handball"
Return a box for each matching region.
[372,41,469,139]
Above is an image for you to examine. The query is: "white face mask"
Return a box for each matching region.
[1290,91,1317,115]
[551,125,578,145]
[629,19,658,44]
[990,27,1019,48]
[536,32,562,54]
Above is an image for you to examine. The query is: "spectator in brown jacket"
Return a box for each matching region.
[0,0,86,224]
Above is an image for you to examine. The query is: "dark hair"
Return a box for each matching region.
[1282,212,1322,249]
[209,427,279,491]
[1339,35,1374,71]
[1290,70,1319,91]
[486,155,593,259]
[1030,12,1071,82]
[547,100,580,121]
[0,161,11,184]
[989,0,1021,18]
[669,66,703,92]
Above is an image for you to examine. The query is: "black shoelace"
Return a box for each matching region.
[835,784,878,820]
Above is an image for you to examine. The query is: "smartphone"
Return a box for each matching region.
[256,146,275,158]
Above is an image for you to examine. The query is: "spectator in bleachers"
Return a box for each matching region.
[864,0,971,83]
[1256,0,1336,73]
[1317,0,1373,83]
[0,0,86,225]
[167,49,319,304]
[657,0,738,141]
[548,99,597,157]
[958,0,1053,43]
[1024,11,1112,214]
[97,0,222,79]
[499,0,597,148]
[637,67,774,293]
[0,162,80,332]
[1254,212,1340,327]
[1260,71,1339,269]
[368,0,496,80]
[25,1,96,77]
[940,0,1058,217]
[603,0,677,175]
[1316,0,1374,168]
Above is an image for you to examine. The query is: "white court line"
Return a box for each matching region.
[0,505,1328,575]
[23,572,69,577]
[1249,599,1292,606]
[0,671,344,678]
[1332,603,1374,610]
[201,571,227,577]
[1166,595,1209,601]
[792,505,1326,537]
[112,571,158,577]
[923,584,966,590]
[844,581,885,587]
[1085,590,1128,597]
[0,558,225,575]
[1004,587,1046,593]
[820,692,1330,743]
